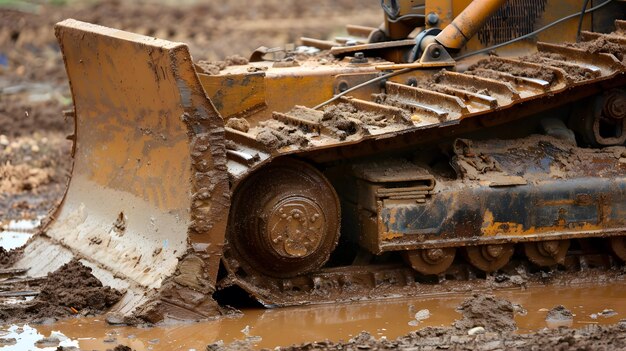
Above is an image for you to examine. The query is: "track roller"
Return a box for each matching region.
[464,244,514,273]
[402,248,456,275]
[524,240,570,267]
[609,236,626,262]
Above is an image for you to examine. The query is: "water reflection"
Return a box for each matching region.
[0,325,79,350]
[0,218,40,250]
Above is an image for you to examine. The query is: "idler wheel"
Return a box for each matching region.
[464,244,514,273]
[402,248,455,275]
[609,236,626,262]
[228,158,340,278]
[523,240,569,267]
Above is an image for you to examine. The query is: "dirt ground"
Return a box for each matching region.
[0,0,381,222]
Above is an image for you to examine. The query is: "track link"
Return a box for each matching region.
[221,245,624,308]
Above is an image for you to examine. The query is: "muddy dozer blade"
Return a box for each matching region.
[12,19,230,322]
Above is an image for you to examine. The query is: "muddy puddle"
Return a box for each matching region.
[1,281,624,350]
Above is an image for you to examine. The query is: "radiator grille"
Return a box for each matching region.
[477,0,547,46]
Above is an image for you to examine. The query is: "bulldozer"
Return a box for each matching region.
[7,0,626,322]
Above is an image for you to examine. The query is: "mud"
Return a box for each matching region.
[468,58,557,84]
[430,72,491,96]
[0,246,22,268]
[196,55,250,75]
[254,101,410,149]
[452,294,518,332]
[546,305,574,321]
[568,37,625,63]
[206,294,625,351]
[0,259,123,324]
[545,305,574,328]
[524,52,595,83]
[0,279,621,350]
[272,324,626,351]
[321,103,364,140]
[255,119,309,149]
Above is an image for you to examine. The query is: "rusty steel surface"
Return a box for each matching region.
[360,134,626,252]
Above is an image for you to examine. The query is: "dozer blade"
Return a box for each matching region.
[12,19,230,322]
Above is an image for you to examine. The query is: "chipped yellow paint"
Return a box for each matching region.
[481,220,603,237]
[381,231,405,241]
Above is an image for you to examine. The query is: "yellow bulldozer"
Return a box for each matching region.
[8,0,626,322]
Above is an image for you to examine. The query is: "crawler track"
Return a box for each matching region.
[220,23,626,308]
[220,244,625,307]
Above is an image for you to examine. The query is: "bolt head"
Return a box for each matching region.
[426,248,444,261]
[427,12,439,26]
[486,245,503,258]
[430,48,441,59]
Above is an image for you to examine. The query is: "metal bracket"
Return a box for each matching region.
[375,43,454,70]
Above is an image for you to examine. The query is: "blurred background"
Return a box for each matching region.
[0,0,381,224]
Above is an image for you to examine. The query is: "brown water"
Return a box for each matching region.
[1,280,624,350]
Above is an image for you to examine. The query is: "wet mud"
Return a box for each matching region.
[0,260,123,325]
[545,305,574,328]
[274,324,626,351]
[0,280,621,350]
[210,294,625,351]
[254,101,412,149]
[0,246,22,268]
[452,294,518,332]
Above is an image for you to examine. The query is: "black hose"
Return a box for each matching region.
[577,0,592,41]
